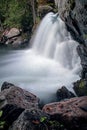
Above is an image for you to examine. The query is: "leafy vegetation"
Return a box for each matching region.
[79,80,85,88]
[0,111,5,129]
[49,120,65,129]
[40,116,47,122]
[39,116,66,130]
[0,0,33,32]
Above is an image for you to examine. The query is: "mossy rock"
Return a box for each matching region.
[73,79,87,96]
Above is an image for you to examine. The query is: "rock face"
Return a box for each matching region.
[56,86,75,101]
[37,0,55,19]
[56,0,87,44]
[55,0,87,79]
[0,82,39,126]
[38,5,53,18]
[9,108,49,130]
[73,79,87,96]
[43,96,87,130]
[77,45,87,78]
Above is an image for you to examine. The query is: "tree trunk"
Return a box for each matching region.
[31,0,36,25]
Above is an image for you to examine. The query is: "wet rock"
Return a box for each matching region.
[73,79,87,96]
[9,108,49,130]
[77,45,87,78]
[1,82,14,91]
[43,96,87,130]
[0,82,39,126]
[57,0,87,45]
[0,28,29,48]
[37,0,55,18]
[5,36,28,49]
[56,86,75,101]
[38,5,53,18]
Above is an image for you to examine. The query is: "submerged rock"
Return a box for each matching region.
[56,86,75,101]
[43,96,87,130]
[73,79,87,96]
[0,82,39,126]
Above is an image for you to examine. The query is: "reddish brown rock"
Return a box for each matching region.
[0,82,39,127]
[43,96,87,130]
[0,82,39,110]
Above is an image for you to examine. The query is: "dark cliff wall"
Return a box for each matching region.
[54,0,87,78]
[56,0,87,45]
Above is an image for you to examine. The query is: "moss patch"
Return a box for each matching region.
[74,79,87,96]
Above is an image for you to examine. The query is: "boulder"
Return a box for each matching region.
[0,28,23,48]
[9,108,49,130]
[1,82,14,91]
[73,79,87,96]
[5,36,24,48]
[56,86,75,101]
[0,28,29,48]
[0,82,39,126]
[5,28,20,39]
[43,96,87,130]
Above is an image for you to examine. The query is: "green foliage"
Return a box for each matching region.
[0,121,5,129]
[76,80,87,96]
[49,121,63,127]
[0,111,3,117]
[0,110,5,129]
[79,81,85,88]
[0,0,33,32]
[40,116,47,122]
[83,34,87,40]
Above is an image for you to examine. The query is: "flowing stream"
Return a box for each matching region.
[0,13,82,103]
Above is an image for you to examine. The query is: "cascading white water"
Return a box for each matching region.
[32,12,81,71]
[0,13,82,103]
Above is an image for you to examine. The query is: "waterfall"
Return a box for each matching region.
[32,12,81,70]
[0,13,82,103]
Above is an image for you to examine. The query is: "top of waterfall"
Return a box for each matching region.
[52,13,59,23]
